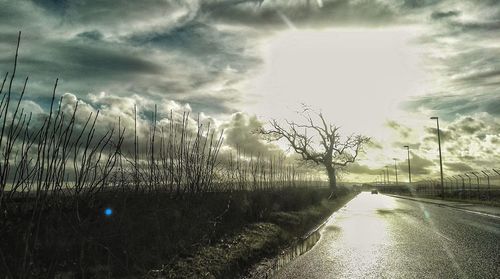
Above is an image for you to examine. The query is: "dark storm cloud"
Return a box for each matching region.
[449,116,487,135]
[430,10,460,20]
[458,69,500,84]
[1,0,499,131]
[203,0,399,28]
[176,89,242,115]
[444,162,473,172]
[56,43,164,77]
[366,140,383,150]
[222,112,282,156]
[347,163,381,175]
[402,0,442,9]
[128,21,261,78]
[386,120,412,138]
[0,0,252,114]
[407,1,500,121]
[408,153,434,175]
[31,0,196,34]
[419,113,499,172]
[76,30,104,41]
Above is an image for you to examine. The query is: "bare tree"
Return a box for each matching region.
[262,107,370,195]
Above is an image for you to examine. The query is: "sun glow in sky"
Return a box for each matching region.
[246,27,436,177]
[249,27,429,136]
[1,0,499,183]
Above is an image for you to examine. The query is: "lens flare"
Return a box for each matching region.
[105,208,113,216]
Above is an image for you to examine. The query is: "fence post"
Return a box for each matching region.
[464,173,472,199]
[481,171,490,201]
[453,176,459,197]
[471,172,480,200]
[446,177,453,196]
[457,175,464,199]
[493,169,500,201]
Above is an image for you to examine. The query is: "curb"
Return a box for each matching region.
[386,194,500,219]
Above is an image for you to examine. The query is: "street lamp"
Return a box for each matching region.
[403,145,411,185]
[430,116,444,198]
[393,158,399,186]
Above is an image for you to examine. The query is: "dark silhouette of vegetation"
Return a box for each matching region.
[0,32,338,277]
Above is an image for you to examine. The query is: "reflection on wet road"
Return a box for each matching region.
[274,192,500,279]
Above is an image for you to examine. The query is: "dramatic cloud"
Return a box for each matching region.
[222,112,282,156]
[420,113,500,173]
[347,162,382,176]
[1,0,498,182]
[386,120,412,139]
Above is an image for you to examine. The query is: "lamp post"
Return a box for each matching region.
[430,116,444,198]
[403,145,411,185]
[393,158,399,186]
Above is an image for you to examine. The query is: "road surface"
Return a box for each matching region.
[274,192,500,279]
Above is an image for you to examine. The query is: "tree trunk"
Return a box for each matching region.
[326,165,337,194]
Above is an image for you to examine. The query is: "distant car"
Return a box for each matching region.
[371,189,378,194]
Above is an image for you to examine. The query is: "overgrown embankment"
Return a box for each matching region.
[2,187,355,278]
[0,33,359,279]
[152,187,357,279]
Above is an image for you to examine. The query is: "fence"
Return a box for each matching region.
[375,169,500,202]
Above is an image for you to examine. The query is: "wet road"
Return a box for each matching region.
[274,192,500,279]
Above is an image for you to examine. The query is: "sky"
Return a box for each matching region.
[0,0,499,183]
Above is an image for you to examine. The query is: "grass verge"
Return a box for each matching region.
[150,188,358,278]
[2,187,354,278]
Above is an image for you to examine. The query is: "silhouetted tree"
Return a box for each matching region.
[262,107,370,196]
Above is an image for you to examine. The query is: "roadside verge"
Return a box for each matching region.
[149,191,358,278]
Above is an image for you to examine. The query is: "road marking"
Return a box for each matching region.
[451,207,500,220]
[434,231,452,242]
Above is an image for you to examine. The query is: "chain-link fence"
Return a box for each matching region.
[375,169,500,202]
